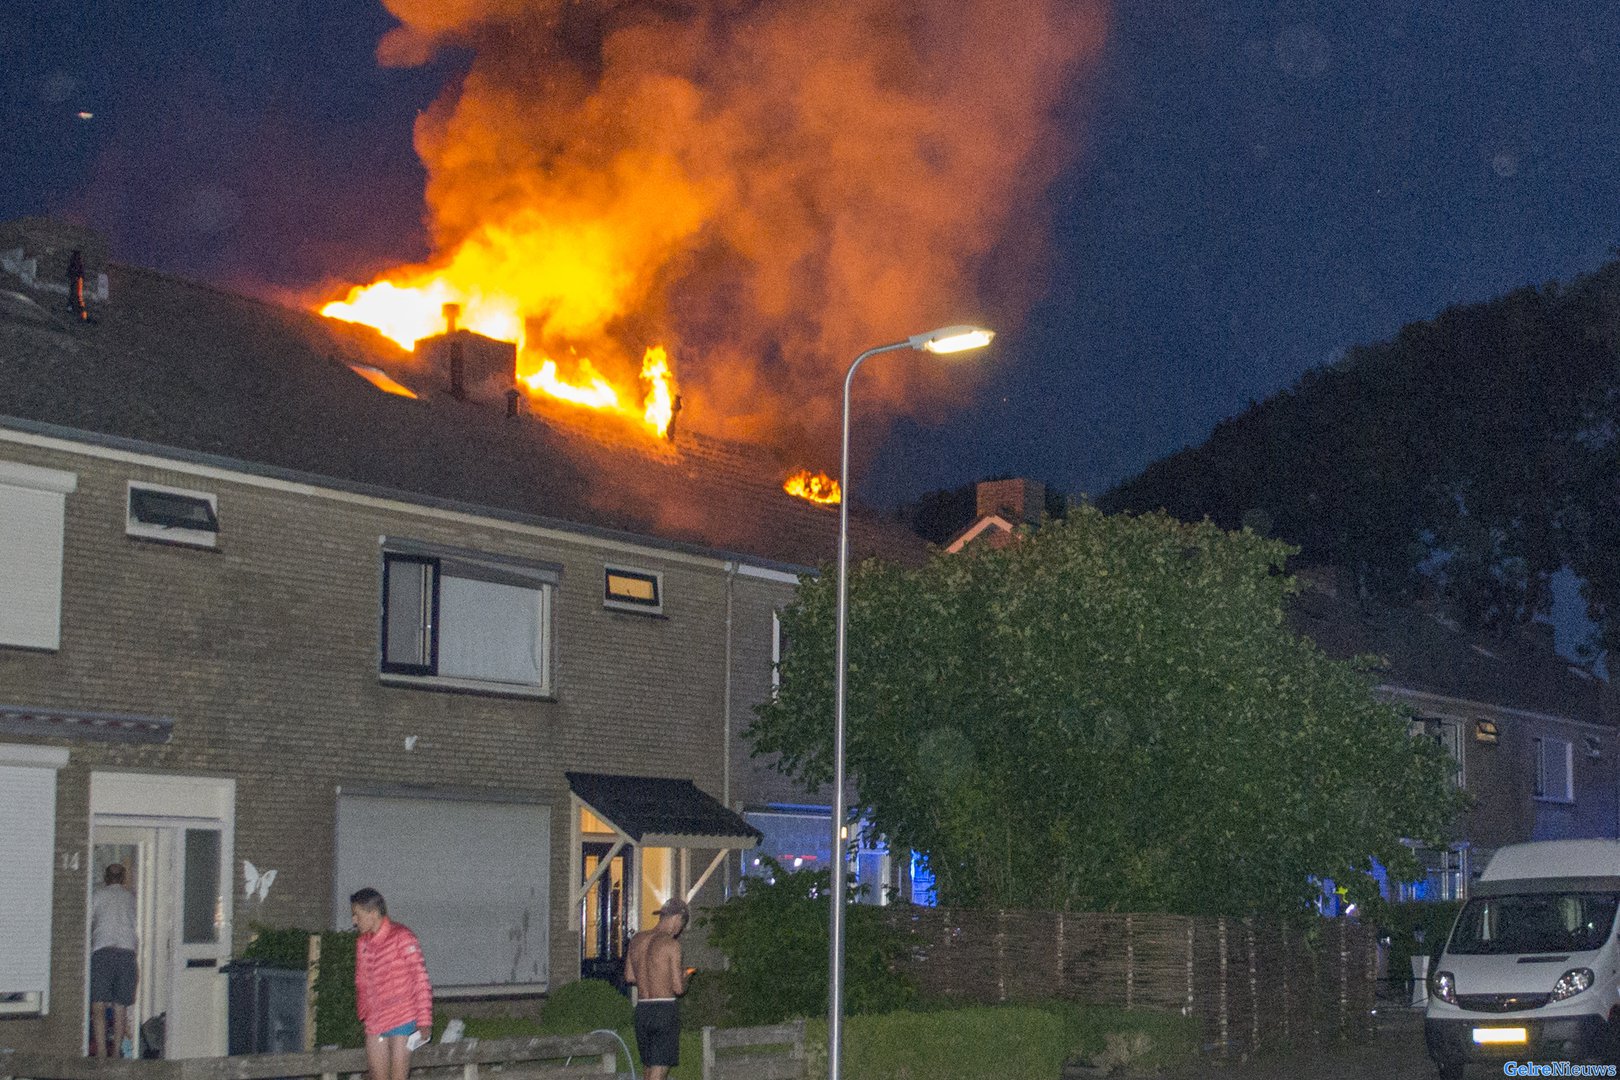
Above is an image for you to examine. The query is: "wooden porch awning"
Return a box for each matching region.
[566,771,761,850]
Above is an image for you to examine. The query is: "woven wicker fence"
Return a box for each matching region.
[886,908,1377,1058]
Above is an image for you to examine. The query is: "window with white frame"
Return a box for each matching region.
[0,460,77,651]
[1534,736,1574,802]
[0,744,70,1015]
[126,481,219,548]
[1396,847,1465,903]
[380,543,558,694]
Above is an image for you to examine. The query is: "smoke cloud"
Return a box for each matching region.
[371,0,1108,451]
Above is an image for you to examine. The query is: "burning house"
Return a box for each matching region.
[0,222,925,1056]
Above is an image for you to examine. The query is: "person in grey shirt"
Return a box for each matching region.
[90,863,138,1057]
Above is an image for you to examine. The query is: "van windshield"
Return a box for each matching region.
[1448,893,1619,955]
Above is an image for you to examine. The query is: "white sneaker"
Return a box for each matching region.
[120,1038,135,1059]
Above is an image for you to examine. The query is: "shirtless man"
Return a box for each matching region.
[623,898,689,1080]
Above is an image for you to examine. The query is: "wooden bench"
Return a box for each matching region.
[700,1020,806,1080]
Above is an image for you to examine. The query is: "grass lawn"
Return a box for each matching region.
[458,999,1198,1079]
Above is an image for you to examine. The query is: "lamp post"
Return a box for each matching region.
[828,324,994,1080]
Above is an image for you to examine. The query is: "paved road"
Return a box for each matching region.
[1154,1010,1439,1080]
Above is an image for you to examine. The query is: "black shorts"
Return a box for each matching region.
[634,1000,680,1067]
[90,947,138,1006]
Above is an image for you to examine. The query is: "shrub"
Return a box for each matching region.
[240,925,310,969]
[679,969,732,1031]
[703,859,914,1025]
[538,977,633,1034]
[1372,900,1463,986]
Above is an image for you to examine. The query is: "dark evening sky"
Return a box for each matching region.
[5,1,1619,507]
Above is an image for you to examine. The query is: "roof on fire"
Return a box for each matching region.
[0,235,926,572]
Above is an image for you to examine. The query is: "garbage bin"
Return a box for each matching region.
[223,960,307,1055]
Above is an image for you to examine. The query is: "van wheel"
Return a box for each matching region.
[1436,1063,1465,1080]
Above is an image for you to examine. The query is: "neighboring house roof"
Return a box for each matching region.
[566,771,763,848]
[0,259,925,571]
[1290,568,1609,725]
[944,513,1015,553]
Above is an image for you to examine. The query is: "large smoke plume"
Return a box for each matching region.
[372,0,1108,452]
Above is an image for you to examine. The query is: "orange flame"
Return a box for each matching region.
[321,275,679,437]
[321,280,520,352]
[783,470,840,505]
[521,357,620,410]
[640,347,676,436]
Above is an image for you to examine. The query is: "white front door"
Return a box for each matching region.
[89,772,233,1059]
[90,821,230,1058]
[169,824,228,1057]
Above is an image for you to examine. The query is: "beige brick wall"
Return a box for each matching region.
[0,434,811,1053]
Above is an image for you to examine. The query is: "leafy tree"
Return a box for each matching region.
[748,507,1464,917]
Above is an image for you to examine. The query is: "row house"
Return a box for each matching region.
[0,219,922,1056]
[1291,567,1618,899]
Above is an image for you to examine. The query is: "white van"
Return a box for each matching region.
[1425,839,1620,1077]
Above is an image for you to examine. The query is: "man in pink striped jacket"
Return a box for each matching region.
[351,888,433,1080]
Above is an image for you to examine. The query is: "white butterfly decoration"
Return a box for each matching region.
[243,861,278,901]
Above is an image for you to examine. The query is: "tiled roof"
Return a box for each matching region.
[567,771,762,846]
[0,260,925,570]
[1290,568,1609,725]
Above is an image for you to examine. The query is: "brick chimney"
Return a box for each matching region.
[415,328,517,404]
[975,479,1045,525]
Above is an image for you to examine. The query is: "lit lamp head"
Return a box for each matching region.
[908,325,995,355]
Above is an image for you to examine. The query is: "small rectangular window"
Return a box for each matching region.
[127,482,219,548]
[604,566,662,614]
[0,991,43,1016]
[1535,737,1574,802]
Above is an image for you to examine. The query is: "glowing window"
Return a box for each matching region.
[346,363,419,399]
[580,806,616,835]
[604,566,662,615]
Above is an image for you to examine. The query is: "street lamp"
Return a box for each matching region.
[828,323,994,1080]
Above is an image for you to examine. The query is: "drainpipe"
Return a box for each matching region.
[723,561,738,897]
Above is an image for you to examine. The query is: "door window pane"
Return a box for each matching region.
[182,829,221,944]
